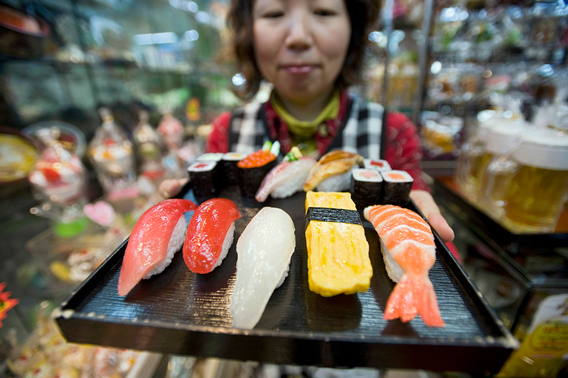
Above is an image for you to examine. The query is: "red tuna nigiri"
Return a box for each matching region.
[118,199,197,296]
[183,198,241,274]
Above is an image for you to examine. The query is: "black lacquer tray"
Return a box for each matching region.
[55,184,518,373]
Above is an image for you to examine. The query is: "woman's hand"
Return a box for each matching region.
[159,178,188,199]
[410,190,454,243]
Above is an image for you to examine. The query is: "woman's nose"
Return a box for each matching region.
[285,13,312,50]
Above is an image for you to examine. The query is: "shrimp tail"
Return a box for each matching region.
[384,274,445,327]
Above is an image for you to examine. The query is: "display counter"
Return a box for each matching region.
[432,176,568,336]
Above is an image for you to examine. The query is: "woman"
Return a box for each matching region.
[162,0,454,243]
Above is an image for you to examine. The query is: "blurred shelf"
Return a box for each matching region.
[0,56,214,76]
[421,160,457,177]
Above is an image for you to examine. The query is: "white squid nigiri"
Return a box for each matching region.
[230,207,296,329]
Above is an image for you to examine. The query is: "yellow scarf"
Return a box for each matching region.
[270,90,340,139]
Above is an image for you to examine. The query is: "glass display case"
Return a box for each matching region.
[1,0,567,376]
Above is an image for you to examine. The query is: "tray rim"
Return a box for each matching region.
[54,184,519,371]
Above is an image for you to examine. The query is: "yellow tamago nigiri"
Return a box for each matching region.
[305,191,372,297]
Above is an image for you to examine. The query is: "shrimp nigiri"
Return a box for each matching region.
[183,198,241,274]
[118,199,197,297]
[364,205,444,327]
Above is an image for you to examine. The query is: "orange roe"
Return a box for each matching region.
[238,150,276,168]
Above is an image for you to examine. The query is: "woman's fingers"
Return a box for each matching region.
[428,213,455,243]
[159,178,188,199]
[410,190,454,243]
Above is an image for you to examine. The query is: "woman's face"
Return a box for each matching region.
[252,0,351,105]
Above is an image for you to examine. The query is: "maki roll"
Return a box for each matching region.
[188,161,223,197]
[196,153,224,163]
[350,168,384,210]
[364,159,391,172]
[381,170,413,206]
[237,142,279,198]
[222,152,247,186]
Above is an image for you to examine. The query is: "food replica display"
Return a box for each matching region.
[28,127,88,237]
[304,191,372,297]
[55,147,518,373]
[364,205,444,327]
[115,149,436,325]
[118,199,197,297]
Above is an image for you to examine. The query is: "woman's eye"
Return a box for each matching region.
[263,10,284,18]
[314,9,336,16]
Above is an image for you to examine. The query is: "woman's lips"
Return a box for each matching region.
[282,65,316,74]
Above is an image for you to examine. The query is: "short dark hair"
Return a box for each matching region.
[227,0,380,100]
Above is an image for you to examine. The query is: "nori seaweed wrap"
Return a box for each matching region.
[188,161,223,197]
[237,149,277,198]
[381,170,413,206]
[350,168,384,210]
[222,152,247,186]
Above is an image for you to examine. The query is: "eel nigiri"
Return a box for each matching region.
[255,148,316,202]
[118,199,197,297]
[305,191,372,297]
[231,207,295,329]
[183,198,241,274]
[303,150,363,192]
[364,205,444,327]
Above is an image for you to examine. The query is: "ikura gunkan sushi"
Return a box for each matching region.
[364,158,391,172]
[237,142,279,198]
[303,150,363,192]
[305,191,372,297]
[364,204,444,327]
[255,147,316,202]
[231,207,295,329]
[381,170,413,206]
[188,161,223,197]
[222,152,247,186]
[350,168,384,211]
[183,198,241,274]
[118,199,197,297]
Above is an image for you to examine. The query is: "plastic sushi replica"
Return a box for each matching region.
[380,170,413,206]
[118,199,197,297]
[350,168,384,210]
[237,141,279,198]
[303,150,363,192]
[231,207,296,329]
[255,147,316,202]
[183,198,241,274]
[364,204,445,327]
[305,191,373,297]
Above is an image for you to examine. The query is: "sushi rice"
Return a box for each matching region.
[212,222,235,271]
[271,170,310,198]
[142,216,187,279]
[379,239,404,282]
[315,169,353,192]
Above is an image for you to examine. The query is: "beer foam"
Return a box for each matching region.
[485,123,529,154]
[514,128,568,170]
